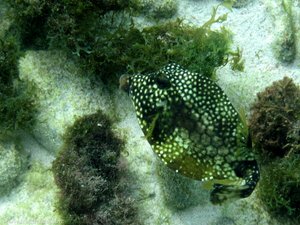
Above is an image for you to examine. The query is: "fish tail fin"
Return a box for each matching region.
[210,160,259,204]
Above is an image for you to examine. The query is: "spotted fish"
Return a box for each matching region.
[120,63,259,204]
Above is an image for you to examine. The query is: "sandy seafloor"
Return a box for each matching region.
[0,0,300,225]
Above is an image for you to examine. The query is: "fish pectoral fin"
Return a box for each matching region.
[145,113,160,140]
[202,178,244,190]
[210,183,248,205]
[202,179,235,191]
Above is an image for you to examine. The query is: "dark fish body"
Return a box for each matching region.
[122,64,259,204]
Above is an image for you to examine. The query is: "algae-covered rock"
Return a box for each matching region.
[0,142,25,196]
[52,111,140,225]
[4,0,130,49]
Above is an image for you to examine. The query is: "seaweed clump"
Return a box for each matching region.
[80,7,243,82]
[52,111,139,225]
[249,77,300,222]
[249,77,300,161]
[5,1,243,84]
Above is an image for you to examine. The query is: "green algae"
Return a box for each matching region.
[4,0,242,84]
[258,155,300,223]
[0,33,37,137]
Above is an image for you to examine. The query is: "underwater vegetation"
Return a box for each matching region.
[4,0,130,49]
[4,0,243,85]
[130,0,178,19]
[119,10,243,78]
[249,77,300,222]
[258,155,300,223]
[0,33,36,137]
[249,77,300,161]
[79,14,242,84]
[286,120,300,154]
[121,63,259,204]
[52,111,139,225]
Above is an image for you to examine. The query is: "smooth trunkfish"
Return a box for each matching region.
[120,63,259,204]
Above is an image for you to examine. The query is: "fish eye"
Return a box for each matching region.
[155,72,172,89]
